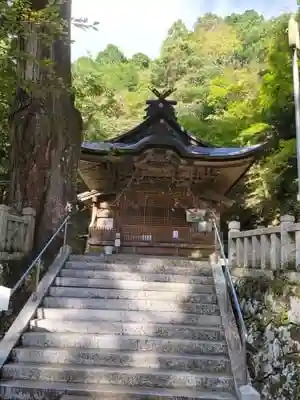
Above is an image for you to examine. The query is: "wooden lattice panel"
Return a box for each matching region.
[88,186,214,249]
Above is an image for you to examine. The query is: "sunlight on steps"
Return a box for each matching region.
[0,254,237,400]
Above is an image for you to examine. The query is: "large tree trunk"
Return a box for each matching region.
[8,0,82,249]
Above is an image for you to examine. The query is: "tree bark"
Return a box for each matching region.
[8,0,82,249]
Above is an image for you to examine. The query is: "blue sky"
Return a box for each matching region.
[71,0,297,61]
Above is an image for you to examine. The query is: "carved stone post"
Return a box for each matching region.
[236,237,244,267]
[239,384,260,400]
[270,228,281,270]
[22,207,36,253]
[251,235,260,268]
[260,233,270,269]
[295,222,300,271]
[0,205,10,252]
[280,214,295,268]
[243,237,250,268]
[228,220,240,267]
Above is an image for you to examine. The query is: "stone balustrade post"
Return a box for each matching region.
[251,235,260,268]
[243,237,250,267]
[260,233,270,269]
[236,237,244,267]
[280,214,295,268]
[295,223,300,271]
[228,220,240,267]
[22,207,36,253]
[0,204,10,252]
[240,384,260,400]
[270,226,281,270]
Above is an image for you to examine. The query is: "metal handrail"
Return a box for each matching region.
[211,214,249,385]
[10,213,71,297]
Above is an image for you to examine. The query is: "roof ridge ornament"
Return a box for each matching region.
[149,87,177,100]
[145,87,177,120]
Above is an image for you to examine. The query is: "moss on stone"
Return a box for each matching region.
[236,275,300,399]
[290,325,300,343]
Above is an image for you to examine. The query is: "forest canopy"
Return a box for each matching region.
[0,8,297,225]
[72,10,296,225]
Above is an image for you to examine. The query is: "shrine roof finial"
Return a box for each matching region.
[145,87,177,119]
[149,87,177,100]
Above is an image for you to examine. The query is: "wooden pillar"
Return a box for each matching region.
[97,201,113,229]
[89,195,98,228]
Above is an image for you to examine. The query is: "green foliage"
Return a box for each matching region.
[131,53,151,68]
[72,11,299,223]
[0,6,296,223]
[0,0,78,183]
[0,0,99,189]
[96,44,126,64]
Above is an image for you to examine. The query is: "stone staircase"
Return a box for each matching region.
[0,254,238,399]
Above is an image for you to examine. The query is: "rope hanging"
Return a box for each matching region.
[110,168,139,207]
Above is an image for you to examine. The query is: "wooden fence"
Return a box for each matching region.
[0,205,35,260]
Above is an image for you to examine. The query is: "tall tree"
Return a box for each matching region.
[8,0,82,247]
[96,44,126,64]
[131,52,150,68]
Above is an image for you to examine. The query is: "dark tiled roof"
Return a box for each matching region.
[81,90,268,161]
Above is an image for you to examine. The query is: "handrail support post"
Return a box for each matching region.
[33,258,42,300]
[63,222,69,247]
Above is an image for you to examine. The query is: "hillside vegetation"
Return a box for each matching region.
[72,11,296,224]
[0,9,297,225]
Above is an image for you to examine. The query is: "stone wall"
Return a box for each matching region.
[234,275,300,399]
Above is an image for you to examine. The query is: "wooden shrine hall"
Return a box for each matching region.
[79,88,267,257]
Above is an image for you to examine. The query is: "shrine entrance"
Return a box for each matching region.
[86,157,217,258]
[113,189,214,257]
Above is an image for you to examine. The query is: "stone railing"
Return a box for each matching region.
[0,205,36,260]
[228,215,300,270]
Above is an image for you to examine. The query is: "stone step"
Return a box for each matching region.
[0,380,237,400]
[36,308,222,326]
[59,269,214,285]
[43,297,220,315]
[21,332,228,355]
[2,363,234,391]
[12,348,231,373]
[65,258,211,266]
[49,286,218,304]
[122,248,212,258]
[69,254,212,264]
[55,277,215,293]
[70,254,105,261]
[29,320,225,341]
[64,261,213,276]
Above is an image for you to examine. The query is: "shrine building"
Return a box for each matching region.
[78,89,267,257]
